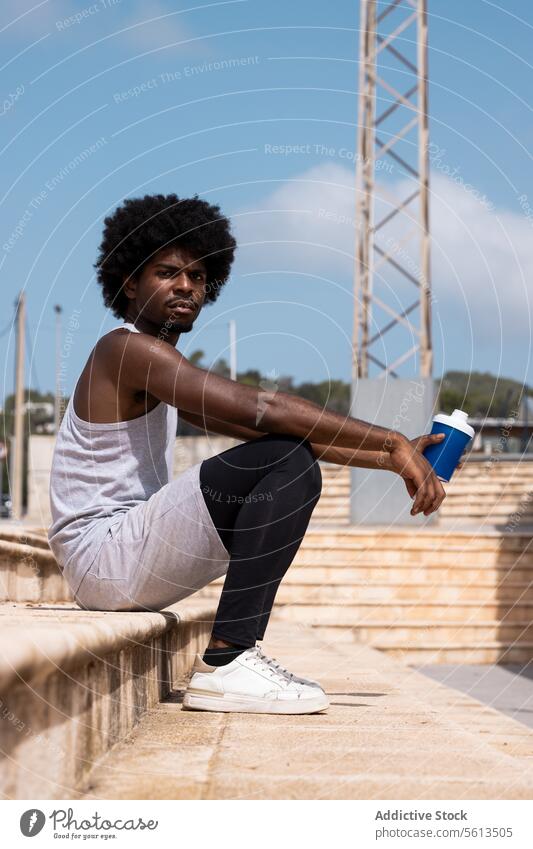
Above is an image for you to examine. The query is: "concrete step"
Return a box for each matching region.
[73,617,533,800]
[442,498,533,507]
[271,599,533,624]
[319,477,350,485]
[292,562,533,583]
[0,599,217,799]
[450,479,533,487]
[4,530,533,604]
[315,495,533,520]
[441,514,533,524]
[0,539,71,603]
[445,483,533,493]
[293,547,533,568]
[319,463,350,475]
[199,553,533,581]
[198,578,533,604]
[312,499,349,506]
[273,614,533,645]
[452,467,533,476]
[319,462,533,477]
[381,642,533,664]
[309,517,351,525]
[442,498,533,508]
[313,501,351,511]
[0,519,48,541]
[441,505,533,514]
[313,630,533,664]
[320,482,533,496]
[314,500,350,510]
[0,529,50,549]
[298,528,533,548]
[313,510,350,519]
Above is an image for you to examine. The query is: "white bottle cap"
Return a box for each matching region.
[432,408,475,439]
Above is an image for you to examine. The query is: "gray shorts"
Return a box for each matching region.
[69,462,231,611]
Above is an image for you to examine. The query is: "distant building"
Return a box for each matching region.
[469,396,533,455]
[22,401,55,434]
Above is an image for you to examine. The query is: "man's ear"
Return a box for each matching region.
[122,273,136,300]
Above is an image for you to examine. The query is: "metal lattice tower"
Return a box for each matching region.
[352,0,432,381]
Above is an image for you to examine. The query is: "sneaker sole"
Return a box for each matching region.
[182,690,330,715]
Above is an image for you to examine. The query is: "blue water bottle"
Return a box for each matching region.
[422,408,475,482]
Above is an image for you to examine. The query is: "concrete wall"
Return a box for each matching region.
[27,436,56,528]
[349,377,438,526]
[27,434,238,528]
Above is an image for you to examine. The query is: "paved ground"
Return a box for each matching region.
[417,663,533,729]
[77,618,533,800]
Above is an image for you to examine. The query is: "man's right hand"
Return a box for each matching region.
[388,435,446,516]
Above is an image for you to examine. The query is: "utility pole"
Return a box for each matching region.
[522,384,530,454]
[54,304,63,433]
[0,441,6,507]
[229,319,237,381]
[12,292,25,521]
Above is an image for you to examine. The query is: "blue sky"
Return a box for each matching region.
[1,0,532,403]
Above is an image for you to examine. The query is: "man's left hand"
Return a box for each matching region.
[398,432,465,500]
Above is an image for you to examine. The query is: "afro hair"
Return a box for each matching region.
[94,193,237,319]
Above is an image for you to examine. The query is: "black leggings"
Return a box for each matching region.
[199,433,322,647]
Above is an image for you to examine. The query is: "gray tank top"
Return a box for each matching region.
[47,322,178,571]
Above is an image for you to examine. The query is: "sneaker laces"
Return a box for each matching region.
[253,646,297,684]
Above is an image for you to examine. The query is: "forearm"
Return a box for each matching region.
[138,342,405,455]
[262,391,405,453]
[187,369,405,454]
[181,409,394,470]
[179,409,268,442]
[309,442,393,470]
[184,395,403,460]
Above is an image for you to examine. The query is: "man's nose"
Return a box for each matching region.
[173,271,193,291]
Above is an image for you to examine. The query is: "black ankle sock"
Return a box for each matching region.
[202,644,250,666]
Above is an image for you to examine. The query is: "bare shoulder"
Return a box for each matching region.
[96,328,191,394]
[98,327,179,359]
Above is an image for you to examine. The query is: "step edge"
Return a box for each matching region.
[0,601,217,694]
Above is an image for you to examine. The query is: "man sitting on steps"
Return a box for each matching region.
[48,192,447,716]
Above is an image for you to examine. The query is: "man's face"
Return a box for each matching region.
[124,245,207,333]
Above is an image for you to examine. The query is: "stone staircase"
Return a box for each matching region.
[314,457,533,528]
[0,527,218,799]
[313,463,351,525]
[2,458,533,797]
[439,459,533,525]
[75,618,533,801]
[0,535,73,604]
[197,528,533,664]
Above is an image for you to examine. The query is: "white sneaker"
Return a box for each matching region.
[254,644,323,689]
[182,646,329,714]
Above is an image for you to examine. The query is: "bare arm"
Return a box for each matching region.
[177,408,268,442]
[117,333,445,515]
[179,408,392,470]
[309,443,393,469]
[121,334,402,452]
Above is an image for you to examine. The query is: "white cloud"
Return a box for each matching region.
[1,0,202,55]
[0,0,62,37]
[233,161,357,278]
[233,162,532,364]
[118,2,204,55]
